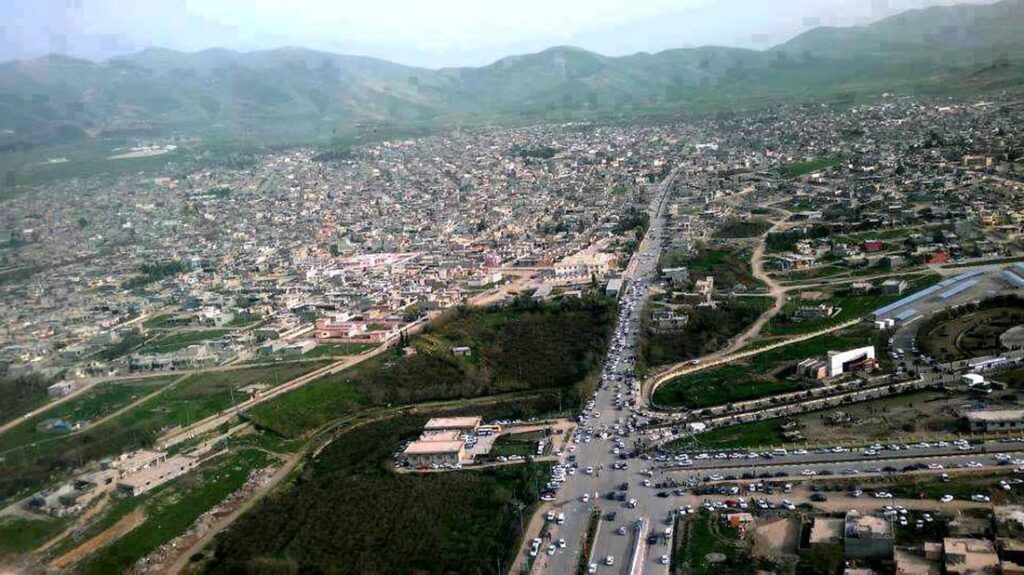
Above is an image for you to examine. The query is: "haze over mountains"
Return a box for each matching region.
[1,0,1023,149]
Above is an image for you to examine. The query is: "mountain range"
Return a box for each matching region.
[1,0,1023,150]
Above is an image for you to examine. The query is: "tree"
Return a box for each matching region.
[797,543,843,575]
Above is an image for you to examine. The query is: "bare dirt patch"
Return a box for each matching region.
[752,517,800,558]
[49,507,145,569]
[796,390,961,443]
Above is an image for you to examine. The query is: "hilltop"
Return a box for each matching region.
[1,0,1023,150]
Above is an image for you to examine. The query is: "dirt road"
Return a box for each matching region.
[164,453,302,574]
[49,507,146,569]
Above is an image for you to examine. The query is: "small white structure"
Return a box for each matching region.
[961,373,986,387]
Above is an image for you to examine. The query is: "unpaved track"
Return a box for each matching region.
[49,507,146,569]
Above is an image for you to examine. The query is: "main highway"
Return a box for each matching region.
[518,167,1024,575]
[535,169,676,575]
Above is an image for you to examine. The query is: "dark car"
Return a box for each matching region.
[810,493,828,502]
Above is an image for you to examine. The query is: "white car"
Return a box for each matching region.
[605,556,615,566]
[971,494,991,502]
[588,564,598,574]
[940,494,954,503]
[659,554,670,565]
[874,491,893,499]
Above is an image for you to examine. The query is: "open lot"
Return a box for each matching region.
[766,275,940,337]
[135,329,232,354]
[0,376,177,454]
[0,363,325,504]
[919,303,1024,362]
[248,297,614,438]
[653,327,876,409]
[207,400,557,575]
[75,448,274,575]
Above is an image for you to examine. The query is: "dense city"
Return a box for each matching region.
[3,57,1024,575]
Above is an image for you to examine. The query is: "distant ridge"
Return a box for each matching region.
[0,0,1022,149]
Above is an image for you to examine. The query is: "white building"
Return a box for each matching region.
[827,346,877,378]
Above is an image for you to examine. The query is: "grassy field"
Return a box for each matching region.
[301,342,376,358]
[766,274,940,337]
[491,430,546,458]
[208,406,553,575]
[640,297,772,370]
[677,514,748,575]
[0,516,67,558]
[248,297,615,438]
[712,219,772,239]
[136,329,232,354]
[669,419,788,450]
[653,327,875,409]
[782,156,842,178]
[765,292,890,337]
[919,305,1024,362]
[0,376,53,427]
[0,377,176,454]
[661,244,763,291]
[0,363,325,504]
[80,448,274,574]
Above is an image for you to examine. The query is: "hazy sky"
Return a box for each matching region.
[0,0,998,67]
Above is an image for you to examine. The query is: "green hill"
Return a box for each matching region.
[0,0,1022,151]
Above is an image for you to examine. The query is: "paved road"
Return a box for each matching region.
[520,169,1024,575]
[536,169,675,575]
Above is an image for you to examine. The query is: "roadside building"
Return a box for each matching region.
[402,439,466,468]
[47,380,82,398]
[943,538,1000,575]
[827,346,877,378]
[115,454,198,496]
[844,511,894,559]
[661,267,689,286]
[794,303,835,321]
[606,278,624,297]
[895,544,942,575]
[106,449,166,475]
[880,279,908,295]
[797,358,830,381]
[962,409,1024,432]
[424,416,481,434]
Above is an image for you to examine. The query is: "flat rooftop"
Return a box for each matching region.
[403,440,464,455]
[809,518,843,544]
[965,409,1024,421]
[116,454,196,487]
[111,449,165,471]
[420,430,462,442]
[424,416,481,430]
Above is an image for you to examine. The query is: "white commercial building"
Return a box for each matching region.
[827,346,877,378]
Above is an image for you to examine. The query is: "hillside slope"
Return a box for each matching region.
[0,0,1022,149]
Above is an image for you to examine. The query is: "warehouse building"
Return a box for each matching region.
[844,511,894,559]
[962,409,1024,433]
[423,416,481,435]
[116,454,198,496]
[402,439,466,468]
